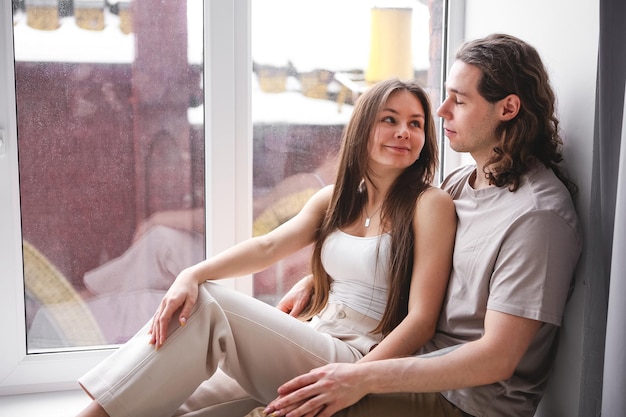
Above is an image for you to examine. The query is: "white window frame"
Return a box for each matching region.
[439,0,468,180]
[0,0,251,395]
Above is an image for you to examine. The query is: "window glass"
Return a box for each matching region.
[12,0,205,352]
[251,0,444,305]
[10,0,447,354]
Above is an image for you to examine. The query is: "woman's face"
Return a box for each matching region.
[368,90,426,174]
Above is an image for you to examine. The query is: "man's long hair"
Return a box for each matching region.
[457,33,576,194]
[298,79,438,336]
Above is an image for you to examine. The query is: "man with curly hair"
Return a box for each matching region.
[262,33,583,417]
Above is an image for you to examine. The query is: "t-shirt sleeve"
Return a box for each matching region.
[486,210,581,326]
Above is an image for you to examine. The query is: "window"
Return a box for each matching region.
[0,0,454,394]
[12,0,206,352]
[0,0,250,394]
[250,0,447,305]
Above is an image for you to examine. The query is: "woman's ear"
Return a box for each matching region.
[498,94,521,121]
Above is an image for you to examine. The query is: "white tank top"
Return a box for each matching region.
[322,230,391,321]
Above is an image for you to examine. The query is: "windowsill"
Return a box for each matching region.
[0,389,91,416]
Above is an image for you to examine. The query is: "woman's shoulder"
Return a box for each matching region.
[408,186,456,234]
[417,185,453,204]
[303,184,335,209]
[314,184,335,200]
[413,186,455,216]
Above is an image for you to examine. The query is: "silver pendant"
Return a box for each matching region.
[364,217,371,227]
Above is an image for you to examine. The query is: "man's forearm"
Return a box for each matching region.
[360,311,541,394]
[359,342,512,395]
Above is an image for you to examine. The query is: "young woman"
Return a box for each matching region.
[75,78,457,417]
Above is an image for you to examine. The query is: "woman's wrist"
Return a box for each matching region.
[180,264,206,285]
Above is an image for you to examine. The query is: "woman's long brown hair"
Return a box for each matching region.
[298,79,439,336]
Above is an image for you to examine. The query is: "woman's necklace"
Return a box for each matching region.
[364,205,383,228]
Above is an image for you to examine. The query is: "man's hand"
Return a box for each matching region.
[276,274,313,317]
[264,363,367,417]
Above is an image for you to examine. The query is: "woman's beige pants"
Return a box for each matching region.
[79,282,380,417]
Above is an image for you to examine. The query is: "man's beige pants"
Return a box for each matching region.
[79,282,381,417]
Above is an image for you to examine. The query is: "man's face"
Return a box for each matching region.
[437,61,502,165]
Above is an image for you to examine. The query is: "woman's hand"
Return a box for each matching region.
[276,274,313,317]
[264,363,367,417]
[148,267,199,349]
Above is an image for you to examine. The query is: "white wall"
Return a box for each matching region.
[460,1,599,416]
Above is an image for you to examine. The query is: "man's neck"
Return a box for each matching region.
[470,170,492,189]
[470,160,493,190]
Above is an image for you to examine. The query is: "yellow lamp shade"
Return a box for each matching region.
[365,7,413,84]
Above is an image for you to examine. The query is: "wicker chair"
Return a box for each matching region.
[23,240,106,348]
[253,188,317,237]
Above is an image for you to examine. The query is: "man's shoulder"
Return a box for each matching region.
[518,165,580,233]
[522,165,574,207]
[441,164,475,196]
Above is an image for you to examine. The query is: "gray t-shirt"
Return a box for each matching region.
[421,164,582,417]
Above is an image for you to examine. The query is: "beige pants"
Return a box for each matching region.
[79,282,382,417]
